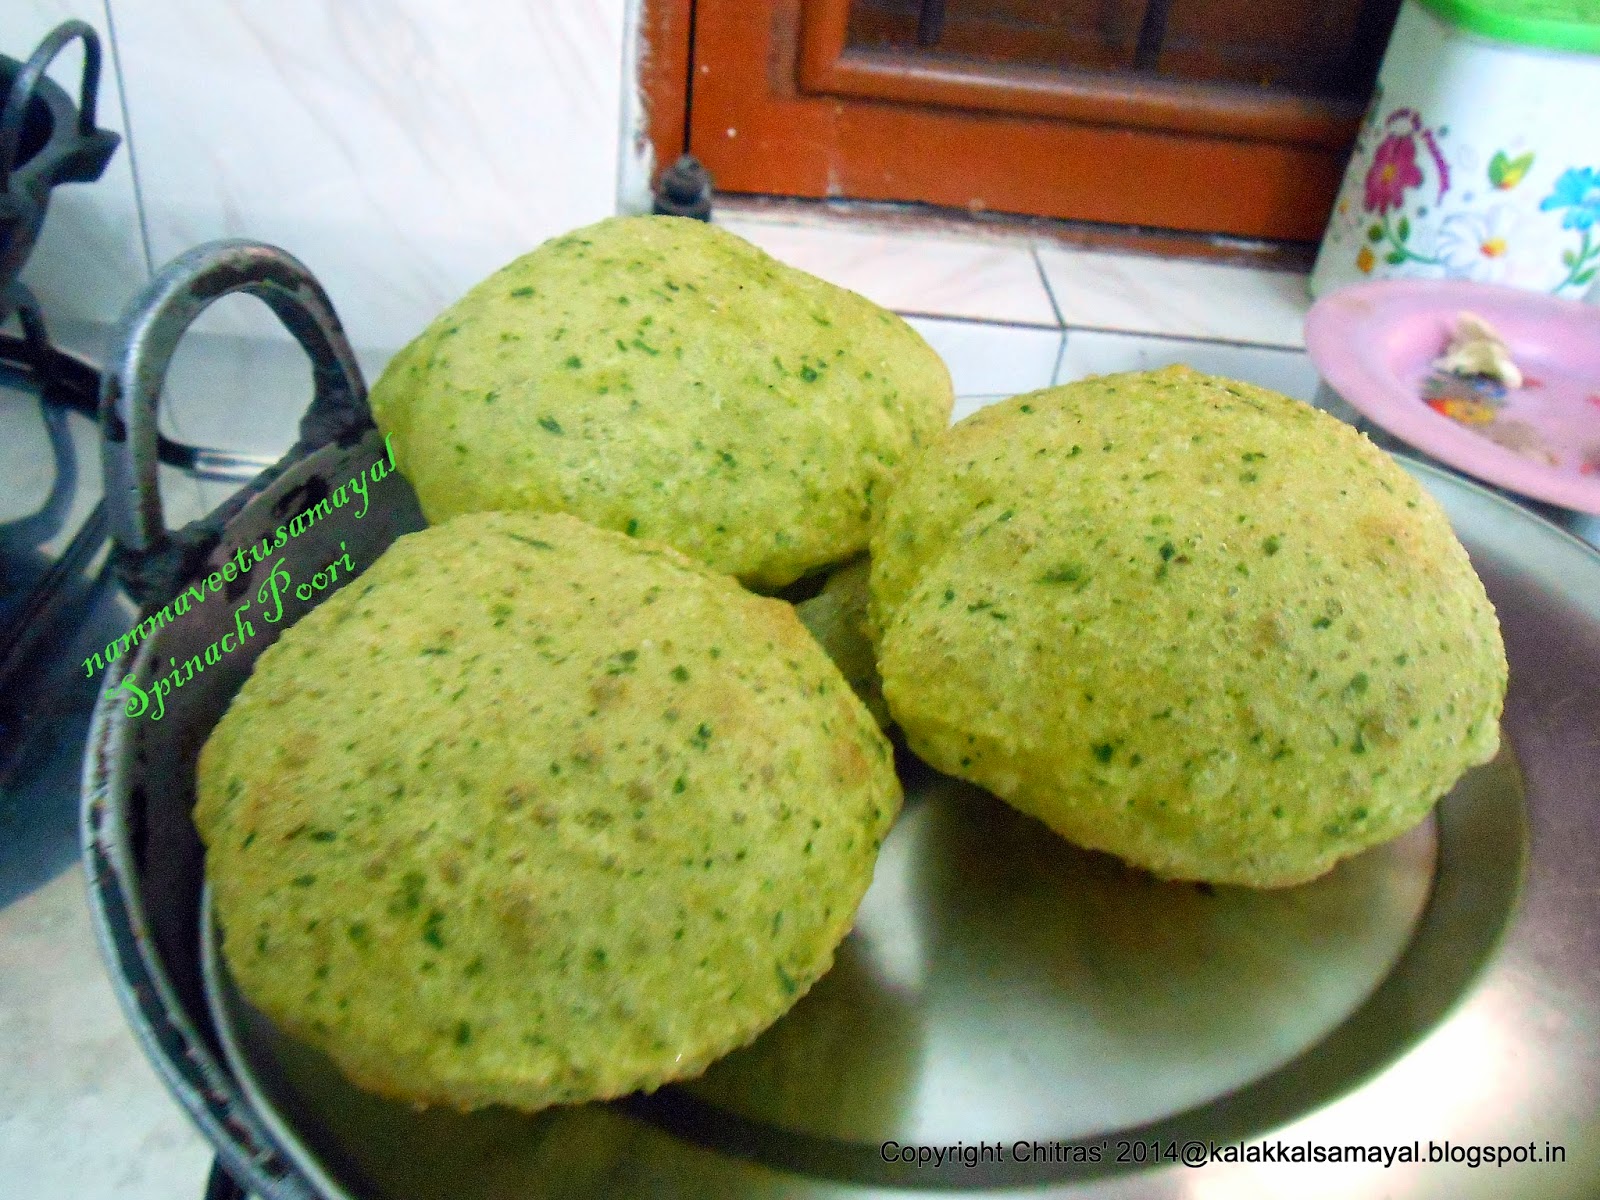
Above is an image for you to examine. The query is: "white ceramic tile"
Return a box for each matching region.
[55,308,394,461]
[5,2,149,327]
[156,462,209,531]
[1056,330,1324,403]
[108,0,627,355]
[0,867,211,1200]
[903,315,1061,401]
[718,215,1060,328]
[160,331,405,526]
[155,318,319,460]
[1037,245,1312,348]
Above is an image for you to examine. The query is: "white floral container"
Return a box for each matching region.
[1310,0,1600,299]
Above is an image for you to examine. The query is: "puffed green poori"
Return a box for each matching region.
[195,511,901,1112]
[369,215,954,589]
[870,366,1506,888]
[794,556,891,729]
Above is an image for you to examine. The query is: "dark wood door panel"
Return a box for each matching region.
[799,0,1364,147]
[845,0,1395,95]
[848,1,1147,73]
[684,0,1397,240]
[690,1,1350,239]
[1159,0,1386,91]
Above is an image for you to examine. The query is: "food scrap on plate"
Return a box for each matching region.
[1432,310,1523,388]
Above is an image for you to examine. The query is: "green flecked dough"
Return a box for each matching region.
[196,511,901,1113]
[870,366,1508,888]
[370,216,953,589]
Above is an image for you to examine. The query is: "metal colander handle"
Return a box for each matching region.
[99,239,371,607]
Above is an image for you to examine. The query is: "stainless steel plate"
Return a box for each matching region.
[201,461,1600,1199]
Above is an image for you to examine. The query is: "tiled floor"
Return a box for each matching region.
[6,212,1330,1200]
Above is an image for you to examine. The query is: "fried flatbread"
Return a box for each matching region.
[196,511,901,1111]
[870,367,1506,887]
[369,216,953,589]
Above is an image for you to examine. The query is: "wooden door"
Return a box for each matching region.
[655,0,1399,242]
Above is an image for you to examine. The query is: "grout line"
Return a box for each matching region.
[894,306,1308,354]
[1030,243,1067,329]
[892,310,1062,333]
[101,0,154,281]
[1051,328,1069,387]
[1060,324,1308,353]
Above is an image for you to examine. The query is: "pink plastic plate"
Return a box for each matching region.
[1305,280,1600,514]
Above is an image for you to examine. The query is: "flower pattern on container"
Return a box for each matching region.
[1324,104,1598,297]
[1488,150,1535,191]
[1541,167,1600,293]
[1365,134,1425,214]
[1358,110,1450,271]
[1435,207,1520,282]
[1541,167,1600,229]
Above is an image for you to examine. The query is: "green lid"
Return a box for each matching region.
[1415,0,1600,52]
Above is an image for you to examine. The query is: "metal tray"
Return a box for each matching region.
[197,462,1600,1200]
